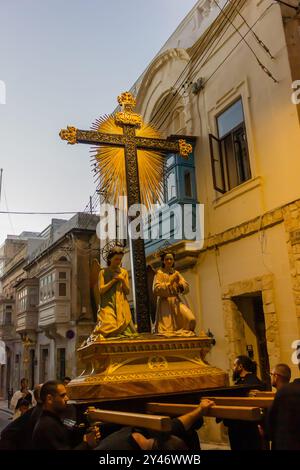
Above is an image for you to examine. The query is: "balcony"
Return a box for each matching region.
[15,278,39,333]
[144,201,200,255]
[0,299,15,340]
[16,311,38,332]
[0,322,14,341]
[38,267,71,329]
[38,300,71,328]
[144,141,199,257]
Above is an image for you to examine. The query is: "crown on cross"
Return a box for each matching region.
[115,92,142,128]
[117,92,136,109]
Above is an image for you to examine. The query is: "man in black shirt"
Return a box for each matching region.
[32,380,100,450]
[223,355,264,450]
[268,356,300,449]
[0,384,43,450]
[0,403,42,450]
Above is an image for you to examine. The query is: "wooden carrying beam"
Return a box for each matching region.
[205,396,273,408]
[86,407,173,432]
[146,403,262,421]
[248,391,275,398]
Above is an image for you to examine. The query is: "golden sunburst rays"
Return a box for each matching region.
[90,115,165,209]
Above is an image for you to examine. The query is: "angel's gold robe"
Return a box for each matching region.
[94,267,136,339]
[153,268,196,337]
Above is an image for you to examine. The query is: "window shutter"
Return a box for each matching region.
[209,133,226,193]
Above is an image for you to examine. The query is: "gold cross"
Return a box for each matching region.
[59,92,192,333]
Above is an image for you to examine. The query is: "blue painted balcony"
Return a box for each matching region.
[144,137,200,256]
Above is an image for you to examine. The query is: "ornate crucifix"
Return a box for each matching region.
[60,92,192,333]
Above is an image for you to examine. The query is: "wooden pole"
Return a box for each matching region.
[248,391,275,397]
[205,396,273,408]
[146,402,262,421]
[86,407,173,432]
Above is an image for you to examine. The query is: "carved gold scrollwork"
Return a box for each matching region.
[114,111,142,128]
[147,355,168,370]
[178,139,192,158]
[117,91,137,108]
[59,126,78,145]
[115,91,142,128]
[106,361,122,374]
[84,366,225,383]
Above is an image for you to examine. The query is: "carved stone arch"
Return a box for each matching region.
[147,89,187,136]
[171,106,186,135]
[136,48,190,122]
[149,89,175,122]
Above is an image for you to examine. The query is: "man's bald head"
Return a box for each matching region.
[274,364,291,382]
[271,363,291,389]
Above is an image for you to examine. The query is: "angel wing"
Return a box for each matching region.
[146,264,157,323]
[90,258,101,322]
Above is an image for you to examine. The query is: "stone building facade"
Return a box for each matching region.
[0,232,42,397]
[114,0,300,444]
[124,0,300,389]
[0,214,99,396]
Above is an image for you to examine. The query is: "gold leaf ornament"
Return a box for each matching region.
[178,139,192,159]
[59,126,77,145]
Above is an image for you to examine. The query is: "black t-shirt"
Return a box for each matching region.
[234,373,263,387]
[0,404,42,450]
[223,373,264,450]
[32,410,88,450]
[268,378,300,450]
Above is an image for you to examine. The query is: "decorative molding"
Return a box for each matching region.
[136,49,190,114]
[283,203,300,324]
[83,366,224,384]
[59,126,77,145]
[67,335,227,400]
[204,205,284,251]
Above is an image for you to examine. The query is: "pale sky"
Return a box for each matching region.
[0,0,196,244]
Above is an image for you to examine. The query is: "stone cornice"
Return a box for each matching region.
[146,200,300,267]
[203,199,300,251]
[205,206,284,251]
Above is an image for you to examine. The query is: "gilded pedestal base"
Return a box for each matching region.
[68,334,228,401]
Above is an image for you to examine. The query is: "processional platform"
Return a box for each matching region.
[68,334,228,402]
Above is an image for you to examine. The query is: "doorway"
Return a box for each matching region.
[233,293,271,389]
[56,348,66,380]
